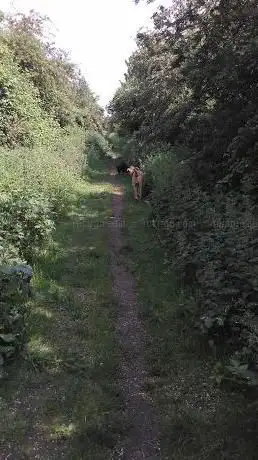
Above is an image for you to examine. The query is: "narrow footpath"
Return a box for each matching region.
[108,166,160,460]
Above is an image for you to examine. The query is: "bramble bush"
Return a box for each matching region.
[0,129,89,374]
[144,148,258,387]
[0,129,86,261]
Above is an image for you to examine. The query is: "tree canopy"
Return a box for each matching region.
[0,9,103,147]
[109,0,257,187]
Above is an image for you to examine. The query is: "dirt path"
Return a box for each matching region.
[108,168,160,460]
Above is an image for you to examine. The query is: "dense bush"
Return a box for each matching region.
[0,130,90,374]
[145,150,258,385]
[0,10,104,147]
[86,132,110,159]
[0,265,32,376]
[0,9,105,375]
[109,0,258,385]
[0,41,60,147]
[0,191,54,262]
[0,129,86,262]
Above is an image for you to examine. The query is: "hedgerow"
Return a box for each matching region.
[140,146,258,387]
[0,130,89,372]
[0,9,105,375]
[0,41,60,148]
[108,0,258,387]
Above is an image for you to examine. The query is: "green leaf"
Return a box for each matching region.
[238,364,249,372]
[229,358,241,367]
[0,333,16,343]
[0,345,15,354]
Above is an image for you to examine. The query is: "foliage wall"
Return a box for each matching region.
[108,0,258,385]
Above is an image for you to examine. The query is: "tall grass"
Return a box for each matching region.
[0,128,89,371]
[0,128,87,265]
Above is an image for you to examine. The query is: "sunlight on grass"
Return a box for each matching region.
[33,306,53,319]
[50,421,76,439]
[28,336,53,358]
[0,160,124,458]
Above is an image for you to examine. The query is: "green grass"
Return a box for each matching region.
[0,163,125,459]
[2,158,257,459]
[0,128,85,194]
[121,176,258,460]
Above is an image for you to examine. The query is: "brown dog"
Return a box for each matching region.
[127,166,144,200]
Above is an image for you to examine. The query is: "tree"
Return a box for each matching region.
[0,9,103,146]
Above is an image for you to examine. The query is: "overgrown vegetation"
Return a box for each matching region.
[121,183,258,459]
[0,9,105,373]
[1,168,124,459]
[108,0,258,385]
[0,9,103,147]
[0,10,119,449]
[0,131,87,370]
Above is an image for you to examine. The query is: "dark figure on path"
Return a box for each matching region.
[116,160,128,175]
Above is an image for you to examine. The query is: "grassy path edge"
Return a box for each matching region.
[1,167,125,459]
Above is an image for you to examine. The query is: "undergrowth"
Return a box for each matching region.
[121,176,258,460]
[0,128,109,373]
[0,166,124,458]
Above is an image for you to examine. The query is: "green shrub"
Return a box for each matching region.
[0,129,89,372]
[0,130,85,265]
[0,41,60,148]
[145,147,258,386]
[0,191,54,262]
[0,265,32,376]
[0,9,104,375]
[86,132,110,159]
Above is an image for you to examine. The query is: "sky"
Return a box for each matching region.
[1,0,171,108]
